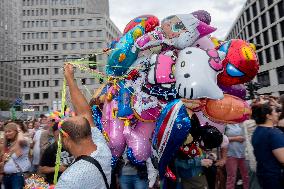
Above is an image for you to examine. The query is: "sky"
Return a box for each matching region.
[109,0,247,39]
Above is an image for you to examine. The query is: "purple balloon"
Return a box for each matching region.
[191,10,211,25]
[218,84,247,100]
[123,121,155,161]
[102,100,126,157]
[195,111,225,133]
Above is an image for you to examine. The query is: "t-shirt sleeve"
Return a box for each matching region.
[40,146,54,166]
[270,129,284,150]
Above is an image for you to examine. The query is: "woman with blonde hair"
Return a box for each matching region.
[0,122,31,189]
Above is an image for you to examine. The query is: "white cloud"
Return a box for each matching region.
[109,0,246,39]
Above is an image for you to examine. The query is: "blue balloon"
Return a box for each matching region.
[117,81,134,118]
[152,99,191,178]
[106,24,145,76]
[91,105,103,132]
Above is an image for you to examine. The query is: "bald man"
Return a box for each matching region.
[55,64,111,189]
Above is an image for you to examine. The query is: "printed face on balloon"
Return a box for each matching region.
[175,47,224,100]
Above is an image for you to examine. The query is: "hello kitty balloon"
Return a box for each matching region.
[175,47,224,100]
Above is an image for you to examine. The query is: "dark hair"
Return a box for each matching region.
[251,103,273,124]
[40,114,47,119]
[14,119,28,133]
[61,117,91,142]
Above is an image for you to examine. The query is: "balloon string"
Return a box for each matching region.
[53,134,62,184]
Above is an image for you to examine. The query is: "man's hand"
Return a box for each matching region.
[64,63,74,80]
[201,159,213,168]
[235,136,245,143]
[215,159,226,167]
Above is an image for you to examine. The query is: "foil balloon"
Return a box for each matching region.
[135,28,167,50]
[191,10,212,25]
[200,124,223,149]
[181,99,207,112]
[161,14,216,49]
[91,105,103,132]
[117,81,134,118]
[132,93,162,122]
[217,39,259,86]
[202,94,251,124]
[124,121,155,165]
[143,82,177,101]
[147,51,177,85]
[101,99,126,157]
[195,111,225,133]
[218,83,247,100]
[193,35,215,50]
[107,24,145,76]
[152,99,191,178]
[175,47,224,100]
[123,15,159,35]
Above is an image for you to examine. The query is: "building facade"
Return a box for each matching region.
[226,0,284,96]
[20,0,121,112]
[0,0,21,103]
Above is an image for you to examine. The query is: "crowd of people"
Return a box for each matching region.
[0,64,283,189]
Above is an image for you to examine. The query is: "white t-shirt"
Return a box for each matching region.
[32,129,42,165]
[55,127,111,189]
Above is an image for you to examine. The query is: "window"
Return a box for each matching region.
[53,32,58,39]
[257,71,270,87]
[97,19,102,25]
[277,66,284,84]
[63,43,67,50]
[43,106,49,112]
[261,13,267,29]
[70,20,75,26]
[257,51,263,65]
[61,20,67,27]
[254,19,259,32]
[34,93,40,99]
[43,93,49,99]
[271,25,278,42]
[97,42,102,48]
[281,21,284,37]
[252,3,257,17]
[54,68,59,74]
[274,43,280,60]
[53,20,58,27]
[79,31,85,37]
[263,30,269,45]
[246,9,251,22]
[87,19,92,25]
[62,32,67,38]
[54,80,59,86]
[88,31,94,37]
[265,48,271,63]
[71,43,76,50]
[81,78,86,85]
[24,94,30,100]
[97,30,102,37]
[71,31,77,38]
[269,8,275,24]
[260,0,265,11]
[279,1,284,18]
[79,19,84,26]
[55,92,59,98]
[53,44,58,50]
[80,43,85,49]
[88,42,94,49]
[247,24,252,37]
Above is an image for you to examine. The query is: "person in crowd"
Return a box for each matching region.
[32,115,50,173]
[39,122,74,184]
[277,94,284,133]
[27,121,35,139]
[204,135,228,189]
[55,63,111,189]
[251,103,284,189]
[225,123,249,189]
[0,122,31,189]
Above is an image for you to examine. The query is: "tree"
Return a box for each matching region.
[0,100,11,111]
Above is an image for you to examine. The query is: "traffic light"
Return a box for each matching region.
[88,54,97,70]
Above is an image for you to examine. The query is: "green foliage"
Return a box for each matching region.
[0,100,11,111]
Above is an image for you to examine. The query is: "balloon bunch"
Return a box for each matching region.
[24,174,54,189]
[93,10,259,179]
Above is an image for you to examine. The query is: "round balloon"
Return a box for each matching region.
[218,83,247,100]
[123,15,159,34]
[202,94,251,124]
[217,39,259,86]
[200,124,223,149]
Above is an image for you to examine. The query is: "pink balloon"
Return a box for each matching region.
[102,99,126,157]
[123,121,155,161]
[195,111,225,133]
[193,35,215,50]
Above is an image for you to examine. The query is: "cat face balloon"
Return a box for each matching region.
[175,47,224,100]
